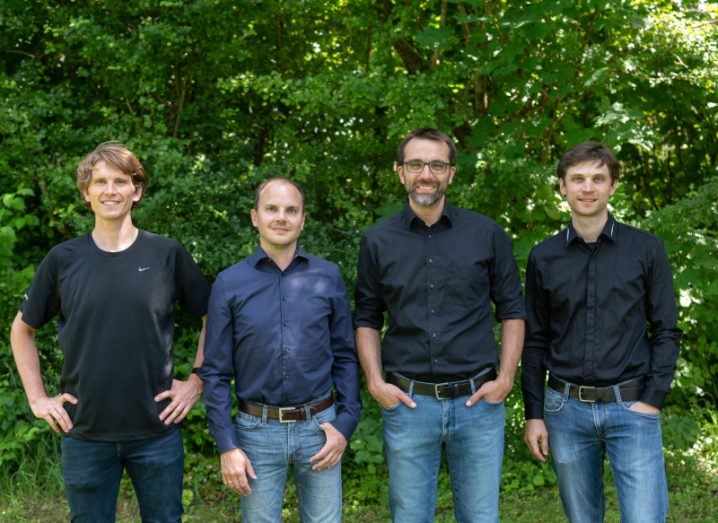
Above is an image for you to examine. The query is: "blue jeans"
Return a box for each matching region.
[544,385,668,523]
[235,403,342,523]
[61,429,184,523]
[382,390,505,523]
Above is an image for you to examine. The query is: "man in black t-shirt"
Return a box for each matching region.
[10,142,210,522]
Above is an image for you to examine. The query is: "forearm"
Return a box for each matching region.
[191,316,207,368]
[497,318,525,385]
[10,312,49,403]
[355,326,384,390]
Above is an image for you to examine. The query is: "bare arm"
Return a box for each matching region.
[467,318,525,406]
[355,326,415,409]
[155,315,207,424]
[10,312,77,432]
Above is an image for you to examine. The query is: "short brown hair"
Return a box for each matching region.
[76,142,148,208]
[557,141,620,183]
[253,177,305,211]
[396,128,456,166]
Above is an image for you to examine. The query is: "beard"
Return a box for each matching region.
[405,181,446,208]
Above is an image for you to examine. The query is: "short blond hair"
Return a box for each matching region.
[76,142,147,208]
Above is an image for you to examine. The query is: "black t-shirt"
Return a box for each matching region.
[20,230,210,441]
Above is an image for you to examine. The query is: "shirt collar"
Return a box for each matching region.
[247,244,309,267]
[565,213,617,246]
[400,200,456,229]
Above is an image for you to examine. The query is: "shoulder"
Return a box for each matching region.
[43,235,91,265]
[138,230,184,251]
[529,230,565,260]
[616,221,663,246]
[452,206,504,231]
[304,253,342,277]
[215,257,254,285]
[362,210,404,241]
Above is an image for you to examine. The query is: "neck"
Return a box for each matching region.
[571,211,609,243]
[260,240,297,271]
[409,196,446,227]
[91,215,139,252]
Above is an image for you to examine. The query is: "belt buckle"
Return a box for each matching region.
[278,407,297,423]
[434,382,451,400]
[577,386,596,403]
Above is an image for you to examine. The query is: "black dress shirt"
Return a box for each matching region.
[202,246,361,453]
[521,216,681,419]
[354,203,526,380]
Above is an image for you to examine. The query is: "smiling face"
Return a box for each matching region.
[396,138,455,209]
[560,160,617,219]
[251,179,306,253]
[83,160,142,223]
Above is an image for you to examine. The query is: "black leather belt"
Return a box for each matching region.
[238,396,333,423]
[548,375,644,403]
[387,368,497,400]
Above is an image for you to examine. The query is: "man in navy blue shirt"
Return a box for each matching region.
[202,177,360,522]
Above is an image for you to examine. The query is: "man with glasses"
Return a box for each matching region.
[354,128,526,522]
[522,141,680,522]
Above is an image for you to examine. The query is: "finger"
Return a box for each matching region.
[245,458,257,480]
[170,404,191,425]
[309,442,331,463]
[526,435,546,462]
[154,390,174,402]
[540,433,550,458]
[55,407,74,432]
[44,414,60,433]
[397,390,416,408]
[59,393,79,405]
[465,389,483,407]
[158,401,179,423]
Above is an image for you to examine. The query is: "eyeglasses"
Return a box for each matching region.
[402,160,452,174]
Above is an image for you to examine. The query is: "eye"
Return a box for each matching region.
[405,161,424,172]
[287,207,298,215]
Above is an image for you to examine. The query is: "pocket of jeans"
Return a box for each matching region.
[543,386,567,414]
[311,405,337,431]
[619,401,660,419]
[235,412,260,430]
[381,401,403,413]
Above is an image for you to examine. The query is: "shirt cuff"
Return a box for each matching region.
[215,428,240,454]
[524,401,544,420]
[331,411,359,441]
[639,386,667,410]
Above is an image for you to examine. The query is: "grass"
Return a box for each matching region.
[1,407,717,522]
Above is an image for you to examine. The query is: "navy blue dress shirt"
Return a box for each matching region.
[202,246,361,453]
[354,202,526,380]
[521,216,681,419]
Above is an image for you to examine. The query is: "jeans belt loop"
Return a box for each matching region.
[261,405,269,424]
[304,404,312,421]
[408,379,415,397]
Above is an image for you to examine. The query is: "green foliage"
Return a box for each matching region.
[0,0,716,506]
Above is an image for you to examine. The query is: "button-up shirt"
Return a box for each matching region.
[521,216,681,419]
[354,203,526,380]
[202,246,361,453]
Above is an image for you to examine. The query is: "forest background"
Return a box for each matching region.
[1,0,717,521]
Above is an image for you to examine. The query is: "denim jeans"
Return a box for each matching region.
[382,389,505,523]
[61,429,184,523]
[235,402,342,523]
[544,385,668,523]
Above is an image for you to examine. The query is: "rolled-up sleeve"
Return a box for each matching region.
[200,276,239,453]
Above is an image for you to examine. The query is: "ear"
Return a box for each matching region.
[559,177,567,196]
[448,166,456,185]
[609,179,618,196]
[132,184,142,203]
[250,208,258,228]
[395,162,406,185]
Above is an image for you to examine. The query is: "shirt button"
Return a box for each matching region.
[432,333,437,338]
[428,258,433,263]
[429,283,434,289]
[283,321,288,326]
[433,358,438,363]
[427,234,432,239]
[282,296,287,301]
[430,308,435,314]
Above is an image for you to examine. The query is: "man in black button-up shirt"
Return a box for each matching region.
[355,128,526,522]
[522,141,681,522]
